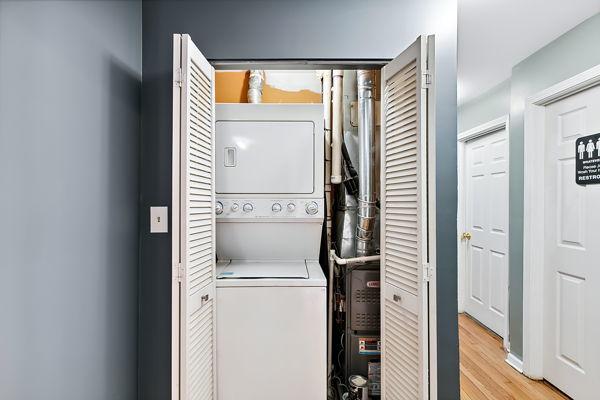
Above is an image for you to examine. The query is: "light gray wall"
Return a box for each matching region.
[140,1,459,399]
[508,12,600,359]
[0,1,141,399]
[458,79,510,132]
[457,12,600,360]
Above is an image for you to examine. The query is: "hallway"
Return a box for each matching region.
[459,314,569,400]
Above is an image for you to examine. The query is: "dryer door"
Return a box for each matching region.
[215,119,315,194]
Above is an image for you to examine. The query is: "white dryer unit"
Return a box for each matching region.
[215,103,324,260]
[214,104,326,400]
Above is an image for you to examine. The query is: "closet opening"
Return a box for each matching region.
[214,66,382,400]
[172,34,436,400]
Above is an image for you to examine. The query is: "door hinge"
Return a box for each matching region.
[422,70,432,88]
[423,263,432,282]
[173,263,183,282]
[174,67,182,87]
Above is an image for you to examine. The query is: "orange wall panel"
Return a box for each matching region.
[262,84,322,103]
[216,70,322,103]
[215,71,249,103]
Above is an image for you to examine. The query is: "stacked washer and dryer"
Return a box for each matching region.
[214,104,327,400]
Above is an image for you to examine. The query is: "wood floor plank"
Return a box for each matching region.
[459,313,570,400]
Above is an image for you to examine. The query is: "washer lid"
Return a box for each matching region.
[217,260,309,279]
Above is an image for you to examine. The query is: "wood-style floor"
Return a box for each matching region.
[459,313,570,400]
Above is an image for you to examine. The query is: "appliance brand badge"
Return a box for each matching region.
[367,281,380,288]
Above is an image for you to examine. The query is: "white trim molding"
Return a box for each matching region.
[457,116,510,350]
[457,115,508,143]
[506,353,524,374]
[523,63,600,380]
[529,64,600,106]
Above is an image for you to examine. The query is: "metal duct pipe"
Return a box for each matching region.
[356,70,376,257]
[331,70,344,184]
[247,70,264,103]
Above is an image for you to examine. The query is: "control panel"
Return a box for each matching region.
[358,337,381,355]
[215,198,324,219]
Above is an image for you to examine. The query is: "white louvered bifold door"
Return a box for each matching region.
[175,34,217,400]
[380,36,435,400]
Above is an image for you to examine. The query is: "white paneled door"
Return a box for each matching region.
[173,34,217,400]
[463,129,509,337]
[381,35,435,400]
[543,84,600,399]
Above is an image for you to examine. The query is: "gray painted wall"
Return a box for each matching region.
[457,12,600,360]
[140,0,459,399]
[458,79,510,132]
[0,1,141,399]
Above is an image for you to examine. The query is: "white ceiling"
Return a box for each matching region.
[458,0,600,106]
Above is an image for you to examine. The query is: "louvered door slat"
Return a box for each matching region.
[177,33,216,400]
[381,36,434,400]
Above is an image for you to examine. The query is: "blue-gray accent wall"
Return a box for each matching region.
[457,12,600,360]
[139,1,459,399]
[0,1,142,399]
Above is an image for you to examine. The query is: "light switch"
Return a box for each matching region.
[150,206,168,233]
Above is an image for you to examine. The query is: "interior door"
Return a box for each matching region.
[464,129,509,337]
[543,84,600,399]
[380,35,435,400]
[173,33,217,400]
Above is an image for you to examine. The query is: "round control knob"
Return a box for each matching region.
[272,203,282,212]
[215,201,223,215]
[242,203,253,213]
[287,203,296,212]
[305,201,319,215]
[231,203,239,212]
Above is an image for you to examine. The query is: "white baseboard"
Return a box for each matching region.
[505,352,524,373]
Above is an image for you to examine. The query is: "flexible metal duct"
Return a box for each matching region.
[247,70,264,103]
[355,70,376,256]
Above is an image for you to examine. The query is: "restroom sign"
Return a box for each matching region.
[576,133,600,185]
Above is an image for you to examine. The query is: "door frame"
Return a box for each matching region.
[457,115,510,352]
[172,54,439,400]
[523,64,600,379]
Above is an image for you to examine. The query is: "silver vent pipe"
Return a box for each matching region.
[247,70,264,103]
[355,70,376,256]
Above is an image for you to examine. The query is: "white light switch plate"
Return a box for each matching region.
[150,206,168,233]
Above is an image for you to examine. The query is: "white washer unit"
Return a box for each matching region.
[215,104,326,400]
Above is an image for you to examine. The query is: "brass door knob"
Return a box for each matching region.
[462,232,472,240]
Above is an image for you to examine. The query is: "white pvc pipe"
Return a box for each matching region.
[322,70,333,248]
[323,71,332,157]
[327,251,334,379]
[322,71,334,380]
[331,70,343,184]
[330,250,380,266]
